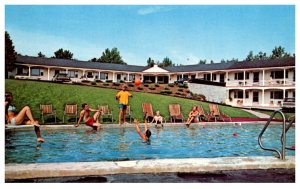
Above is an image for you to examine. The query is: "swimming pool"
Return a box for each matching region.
[5,124,295,164]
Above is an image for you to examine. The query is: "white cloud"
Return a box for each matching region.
[137,6,173,15]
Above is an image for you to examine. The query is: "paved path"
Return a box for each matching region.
[243,109,270,119]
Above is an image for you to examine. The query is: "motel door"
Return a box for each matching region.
[253,91,259,103]
[253,72,259,83]
[220,74,225,83]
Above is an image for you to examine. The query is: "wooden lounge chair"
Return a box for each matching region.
[142,103,154,122]
[98,105,113,123]
[169,104,184,123]
[63,104,78,123]
[208,104,232,122]
[40,104,56,123]
[196,105,208,121]
[125,105,133,123]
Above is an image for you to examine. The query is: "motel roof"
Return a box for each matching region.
[16,55,295,73]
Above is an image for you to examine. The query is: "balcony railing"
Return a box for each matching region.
[226,79,295,87]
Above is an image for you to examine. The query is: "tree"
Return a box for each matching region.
[210,60,214,64]
[159,57,173,67]
[246,51,254,61]
[99,47,126,64]
[53,48,73,59]
[89,57,98,62]
[270,46,291,59]
[147,57,155,67]
[5,31,16,78]
[198,59,207,64]
[38,52,46,58]
[254,51,268,60]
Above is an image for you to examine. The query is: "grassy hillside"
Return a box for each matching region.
[5,79,256,124]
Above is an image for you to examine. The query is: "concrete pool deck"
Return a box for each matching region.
[6,156,295,180]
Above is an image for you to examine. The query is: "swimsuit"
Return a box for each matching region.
[85,117,95,127]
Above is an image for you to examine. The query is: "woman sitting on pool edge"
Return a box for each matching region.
[151,110,164,127]
[134,118,151,142]
[185,105,199,127]
[5,92,45,142]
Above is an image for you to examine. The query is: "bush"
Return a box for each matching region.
[106,80,112,83]
[177,88,183,92]
[95,79,102,83]
[168,83,174,87]
[81,80,91,83]
[143,84,149,87]
[119,80,125,83]
[128,83,134,87]
[175,92,182,95]
[155,84,160,87]
[149,87,156,90]
[72,81,81,85]
[103,83,110,86]
[91,82,97,85]
[137,87,144,90]
[113,82,120,86]
[164,87,170,90]
[160,90,172,94]
[178,84,188,88]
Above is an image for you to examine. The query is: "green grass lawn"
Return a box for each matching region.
[5,79,256,124]
[255,110,295,120]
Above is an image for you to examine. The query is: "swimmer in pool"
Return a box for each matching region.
[5,92,44,142]
[75,103,102,131]
[134,118,151,142]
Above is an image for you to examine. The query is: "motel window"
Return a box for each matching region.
[245,72,249,80]
[234,91,249,99]
[271,71,284,79]
[234,72,244,80]
[204,74,211,81]
[212,74,217,81]
[285,70,289,78]
[270,91,283,99]
[68,71,78,78]
[129,74,135,81]
[31,68,43,76]
[100,73,108,80]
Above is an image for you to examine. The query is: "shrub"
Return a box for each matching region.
[175,92,182,95]
[91,82,97,85]
[143,84,149,87]
[128,83,134,87]
[119,80,125,83]
[149,87,156,90]
[177,88,183,92]
[160,90,172,94]
[164,87,170,90]
[168,83,174,87]
[95,79,102,83]
[137,87,143,90]
[106,80,112,83]
[81,80,91,83]
[178,84,188,88]
[103,83,110,86]
[113,82,120,86]
[155,84,160,87]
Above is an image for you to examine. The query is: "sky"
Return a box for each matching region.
[5,5,295,66]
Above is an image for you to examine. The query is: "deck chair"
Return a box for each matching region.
[125,105,133,123]
[197,105,208,121]
[98,105,113,123]
[63,104,78,123]
[208,104,232,122]
[40,104,57,123]
[169,104,184,123]
[142,103,154,122]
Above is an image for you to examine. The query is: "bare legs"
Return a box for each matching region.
[92,111,101,131]
[118,108,128,126]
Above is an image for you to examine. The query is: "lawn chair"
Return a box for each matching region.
[63,104,78,123]
[142,103,154,122]
[125,105,133,123]
[98,105,113,123]
[169,104,184,123]
[40,104,57,123]
[197,105,208,121]
[208,104,232,122]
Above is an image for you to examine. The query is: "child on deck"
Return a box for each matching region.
[134,119,151,142]
[75,103,102,131]
[151,111,164,127]
[115,84,133,126]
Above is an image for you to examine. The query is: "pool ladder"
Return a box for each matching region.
[258,109,295,160]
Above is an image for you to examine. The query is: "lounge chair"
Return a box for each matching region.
[98,105,113,123]
[196,105,208,121]
[125,105,133,123]
[142,103,154,122]
[63,104,78,123]
[169,104,184,123]
[208,104,232,122]
[40,104,57,123]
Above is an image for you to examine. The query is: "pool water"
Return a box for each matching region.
[5,124,295,164]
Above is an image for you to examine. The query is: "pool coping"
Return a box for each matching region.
[5,156,295,180]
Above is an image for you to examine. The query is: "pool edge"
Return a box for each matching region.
[5,156,295,180]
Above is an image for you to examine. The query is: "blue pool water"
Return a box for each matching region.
[5,124,295,164]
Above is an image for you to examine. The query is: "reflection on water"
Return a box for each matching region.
[5,124,295,164]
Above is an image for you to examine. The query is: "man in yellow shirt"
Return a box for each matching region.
[116,84,133,125]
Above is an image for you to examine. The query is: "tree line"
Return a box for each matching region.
[5,31,295,78]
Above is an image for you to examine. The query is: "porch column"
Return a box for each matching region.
[127,73,130,82]
[181,74,183,79]
[47,68,50,80]
[283,89,286,99]
[243,89,246,106]
[98,71,101,80]
[283,68,286,86]
[262,70,265,86]
[262,89,265,106]
[243,70,246,86]
[168,74,171,84]
[141,74,143,82]
[65,69,68,74]
[82,70,85,79]
[210,72,213,81]
[226,71,229,85]
[28,67,31,78]
[112,72,115,82]
[155,75,158,83]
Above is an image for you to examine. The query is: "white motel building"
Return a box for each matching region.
[10,55,295,110]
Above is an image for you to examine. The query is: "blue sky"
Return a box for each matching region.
[5,5,295,66]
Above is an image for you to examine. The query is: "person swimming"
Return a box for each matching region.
[134,118,151,142]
